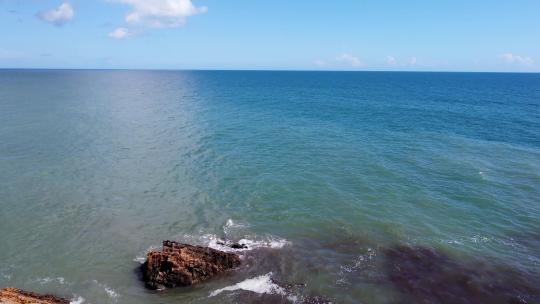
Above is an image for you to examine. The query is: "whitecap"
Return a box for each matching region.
[237,237,290,250]
[209,273,297,302]
[104,286,119,300]
[70,296,85,304]
[133,245,160,264]
[204,234,290,252]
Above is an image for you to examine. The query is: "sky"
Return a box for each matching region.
[0,0,539,71]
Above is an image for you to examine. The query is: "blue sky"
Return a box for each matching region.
[0,0,539,71]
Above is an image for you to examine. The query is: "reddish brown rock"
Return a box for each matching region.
[142,240,241,289]
[0,288,69,304]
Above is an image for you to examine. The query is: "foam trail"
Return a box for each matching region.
[205,234,290,252]
[209,273,286,297]
[70,296,85,304]
[91,280,119,302]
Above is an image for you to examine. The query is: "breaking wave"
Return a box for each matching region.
[70,296,85,304]
[209,272,298,302]
[135,219,290,262]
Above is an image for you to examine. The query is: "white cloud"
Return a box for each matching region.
[108,27,132,39]
[335,53,363,67]
[39,2,74,26]
[500,53,534,66]
[314,59,326,67]
[386,56,397,66]
[409,56,417,66]
[115,0,207,28]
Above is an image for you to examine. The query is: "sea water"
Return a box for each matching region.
[0,70,539,303]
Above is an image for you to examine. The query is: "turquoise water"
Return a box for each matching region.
[0,70,539,303]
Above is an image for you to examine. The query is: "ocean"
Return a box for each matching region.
[0,70,539,303]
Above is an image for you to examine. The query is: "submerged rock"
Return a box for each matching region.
[230,243,249,249]
[216,241,249,249]
[0,288,69,304]
[142,240,241,289]
[384,245,540,304]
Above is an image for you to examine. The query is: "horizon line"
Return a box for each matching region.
[0,67,539,74]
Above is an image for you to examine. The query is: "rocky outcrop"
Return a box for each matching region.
[0,288,69,304]
[142,240,241,289]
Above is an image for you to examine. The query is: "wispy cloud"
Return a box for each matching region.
[114,0,207,28]
[39,2,74,26]
[385,56,418,68]
[386,56,397,66]
[314,59,326,67]
[108,27,133,39]
[335,53,363,67]
[500,53,534,66]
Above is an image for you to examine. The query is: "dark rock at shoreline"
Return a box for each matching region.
[142,240,241,289]
[230,243,249,249]
[216,241,249,249]
[0,288,69,304]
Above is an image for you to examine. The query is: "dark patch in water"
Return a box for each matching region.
[384,246,540,304]
[233,293,333,304]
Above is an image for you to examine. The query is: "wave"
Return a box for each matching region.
[70,296,85,304]
[206,234,290,253]
[209,272,298,302]
[91,280,119,302]
[135,219,290,262]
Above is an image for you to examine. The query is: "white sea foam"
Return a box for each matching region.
[337,248,376,286]
[91,280,119,302]
[104,286,119,300]
[37,277,68,285]
[471,234,492,243]
[224,219,245,229]
[442,234,526,251]
[237,237,289,249]
[444,239,464,245]
[134,245,160,264]
[205,234,290,253]
[209,273,297,302]
[136,220,289,264]
[70,296,85,304]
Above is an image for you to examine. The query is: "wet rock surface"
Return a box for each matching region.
[230,243,249,249]
[0,288,69,304]
[384,246,540,304]
[216,241,249,249]
[142,240,241,290]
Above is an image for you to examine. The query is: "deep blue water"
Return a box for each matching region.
[0,70,539,303]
